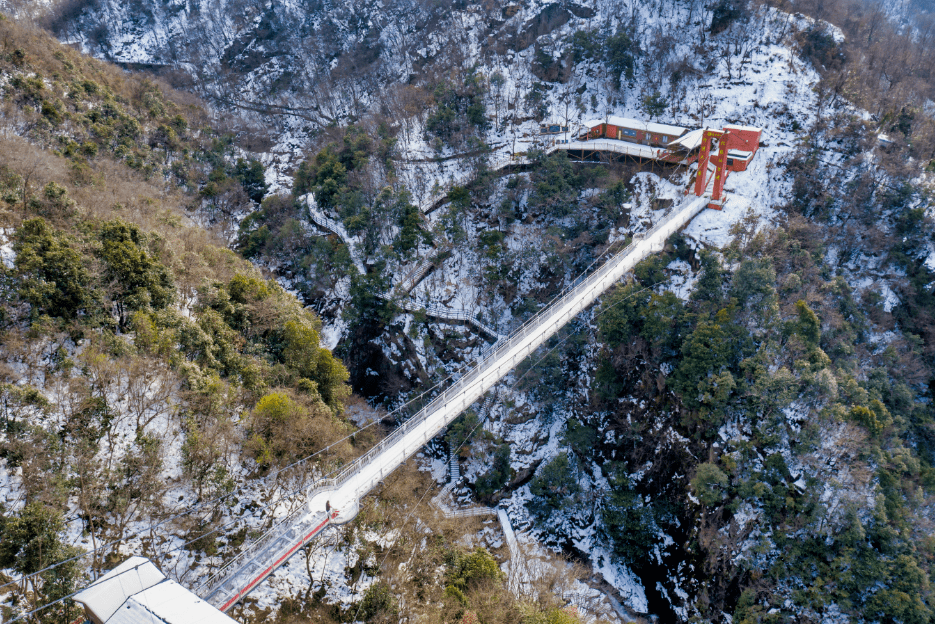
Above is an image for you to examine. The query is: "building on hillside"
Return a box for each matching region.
[581,116,689,147]
[544,116,762,173]
[72,557,237,624]
[556,116,696,164]
[720,124,762,171]
[692,124,763,209]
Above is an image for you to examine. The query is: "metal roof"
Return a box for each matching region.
[582,116,688,137]
[73,557,237,624]
[73,556,165,622]
[106,580,238,624]
[667,128,706,150]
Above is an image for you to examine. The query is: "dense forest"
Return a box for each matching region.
[0,0,933,622]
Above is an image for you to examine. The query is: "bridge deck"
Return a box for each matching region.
[197,196,709,611]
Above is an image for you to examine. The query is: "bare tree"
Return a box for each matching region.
[123,355,178,433]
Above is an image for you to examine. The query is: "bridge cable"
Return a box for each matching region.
[0,203,682,601]
[0,418,377,595]
[0,319,519,597]
[3,442,387,624]
[350,275,670,621]
[2,326,549,619]
[7,273,670,624]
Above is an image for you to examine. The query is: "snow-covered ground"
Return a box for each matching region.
[386,5,855,618]
[3,0,919,619]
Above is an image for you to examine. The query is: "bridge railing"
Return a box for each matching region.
[198,197,705,606]
[396,258,436,295]
[321,198,701,495]
[197,483,338,605]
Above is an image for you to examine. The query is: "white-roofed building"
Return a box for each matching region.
[666,127,707,151]
[73,557,237,624]
[581,116,689,147]
[549,115,762,171]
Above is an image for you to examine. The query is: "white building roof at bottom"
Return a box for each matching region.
[73,556,237,624]
[105,581,238,624]
[73,556,166,622]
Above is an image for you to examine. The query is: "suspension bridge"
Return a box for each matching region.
[194,194,709,612]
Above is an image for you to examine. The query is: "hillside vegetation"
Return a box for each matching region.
[1,0,935,622]
[0,14,357,623]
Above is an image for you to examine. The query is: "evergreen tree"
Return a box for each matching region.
[605,27,639,89]
[234,157,269,204]
[13,217,93,319]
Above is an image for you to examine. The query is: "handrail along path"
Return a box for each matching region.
[198,196,709,611]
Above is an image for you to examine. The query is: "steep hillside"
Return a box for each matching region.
[0,15,365,623]
[0,16,620,624]
[1,0,935,622]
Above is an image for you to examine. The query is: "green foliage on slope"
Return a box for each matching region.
[0,20,358,622]
[581,219,935,621]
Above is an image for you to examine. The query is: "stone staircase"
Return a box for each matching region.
[397,300,501,341]
[449,448,460,484]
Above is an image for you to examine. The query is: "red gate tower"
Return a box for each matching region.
[692,125,762,209]
[694,129,729,207]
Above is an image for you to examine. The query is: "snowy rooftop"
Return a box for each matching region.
[73,556,165,622]
[583,116,688,137]
[723,123,763,132]
[560,139,673,160]
[106,581,239,624]
[73,557,237,624]
[667,128,706,150]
